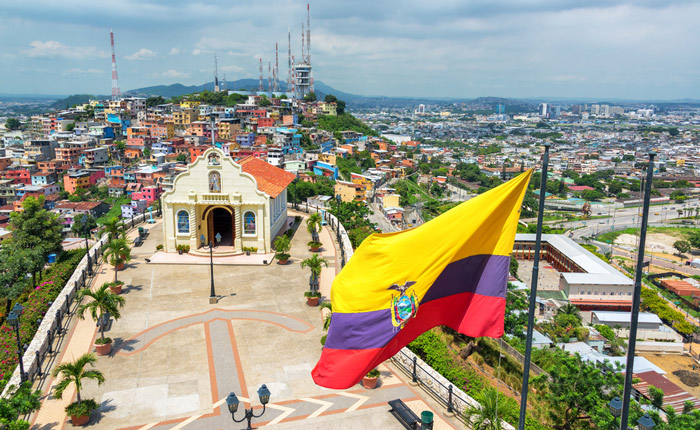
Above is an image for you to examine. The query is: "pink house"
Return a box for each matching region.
[131,186,162,204]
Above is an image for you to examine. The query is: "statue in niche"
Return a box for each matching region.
[208,153,220,165]
[209,172,221,193]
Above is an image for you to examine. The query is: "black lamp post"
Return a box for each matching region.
[335,194,341,243]
[82,216,92,276]
[292,171,300,210]
[208,242,216,304]
[226,385,271,430]
[7,304,26,383]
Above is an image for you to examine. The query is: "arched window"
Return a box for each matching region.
[243,211,256,235]
[177,210,189,234]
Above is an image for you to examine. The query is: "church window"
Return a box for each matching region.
[177,210,189,234]
[209,172,221,193]
[244,211,256,235]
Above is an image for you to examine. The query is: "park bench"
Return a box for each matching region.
[388,399,420,430]
[133,236,143,247]
[96,312,111,331]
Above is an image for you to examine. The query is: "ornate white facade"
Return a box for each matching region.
[161,148,291,254]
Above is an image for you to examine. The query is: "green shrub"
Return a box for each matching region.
[65,398,99,416]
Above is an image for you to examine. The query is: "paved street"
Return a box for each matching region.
[31,216,457,430]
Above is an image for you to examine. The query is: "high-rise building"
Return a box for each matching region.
[539,103,548,118]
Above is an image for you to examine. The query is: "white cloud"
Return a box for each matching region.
[192,49,201,56]
[23,40,108,59]
[156,69,190,78]
[168,47,180,55]
[62,68,105,76]
[125,48,156,61]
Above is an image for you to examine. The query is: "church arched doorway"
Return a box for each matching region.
[207,207,234,247]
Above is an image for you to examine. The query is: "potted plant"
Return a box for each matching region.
[156,244,163,251]
[103,238,131,283]
[274,235,292,264]
[107,281,124,295]
[306,213,322,236]
[78,283,125,356]
[301,254,328,286]
[362,368,380,389]
[51,353,105,426]
[307,240,323,252]
[304,290,322,306]
[101,217,127,241]
[182,244,190,253]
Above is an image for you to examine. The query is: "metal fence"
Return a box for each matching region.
[287,202,354,268]
[3,212,153,396]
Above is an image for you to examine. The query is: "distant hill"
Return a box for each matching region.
[50,94,108,109]
[125,79,360,101]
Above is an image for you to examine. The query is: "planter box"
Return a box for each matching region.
[109,284,122,294]
[95,342,112,356]
[306,296,319,306]
[71,414,90,426]
[362,376,378,389]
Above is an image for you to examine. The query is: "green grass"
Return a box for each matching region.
[96,196,131,225]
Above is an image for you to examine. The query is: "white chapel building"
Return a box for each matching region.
[161,148,295,254]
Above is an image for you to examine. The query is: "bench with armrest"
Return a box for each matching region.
[388,399,420,430]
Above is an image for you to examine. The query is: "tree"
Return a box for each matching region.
[273,235,291,261]
[303,92,317,102]
[146,96,165,107]
[114,140,126,153]
[648,385,664,411]
[668,127,680,137]
[5,118,21,131]
[103,238,131,283]
[324,94,345,115]
[301,254,328,283]
[77,283,126,343]
[533,350,623,430]
[463,387,508,430]
[259,95,272,107]
[143,148,151,158]
[71,214,97,237]
[177,153,188,163]
[0,382,41,428]
[8,195,63,263]
[51,353,105,404]
[101,217,126,241]
[306,213,322,235]
[66,122,76,132]
[690,231,700,249]
[673,240,691,258]
[0,247,37,317]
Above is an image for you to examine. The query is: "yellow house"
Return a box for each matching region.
[173,109,199,128]
[180,100,202,109]
[318,102,337,116]
[381,194,400,209]
[335,180,366,203]
[318,153,337,165]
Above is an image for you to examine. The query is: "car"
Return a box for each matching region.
[654,212,659,215]
[599,221,605,224]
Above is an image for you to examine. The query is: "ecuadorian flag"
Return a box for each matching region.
[312,170,532,389]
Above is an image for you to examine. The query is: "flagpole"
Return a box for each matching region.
[620,151,655,430]
[518,142,550,430]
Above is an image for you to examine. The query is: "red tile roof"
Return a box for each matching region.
[237,156,295,198]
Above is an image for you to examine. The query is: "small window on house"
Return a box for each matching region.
[244,211,256,235]
[177,210,189,234]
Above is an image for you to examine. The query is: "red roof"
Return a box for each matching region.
[569,185,595,191]
[237,156,295,198]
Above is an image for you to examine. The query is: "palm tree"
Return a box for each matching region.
[463,387,507,430]
[103,238,131,283]
[273,235,291,262]
[557,303,581,319]
[301,254,328,291]
[52,353,105,404]
[101,217,126,241]
[78,283,126,343]
[306,213,322,235]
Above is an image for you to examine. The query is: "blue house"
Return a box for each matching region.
[312,161,339,180]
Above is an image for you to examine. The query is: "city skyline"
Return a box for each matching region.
[1,1,699,100]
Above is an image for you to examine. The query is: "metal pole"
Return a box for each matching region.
[14,323,26,383]
[620,151,655,430]
[518,142,550,430]
[209,242,216,304]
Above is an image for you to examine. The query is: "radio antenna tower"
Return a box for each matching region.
[258,58,263,92]
[214,54,220,92]
[110,29,121,101]
[287,29,292,93]
[268,59,272,94]
[306,4,311,65]
[301,23,305,65]
[275,43,279,92]
[291,55,296,95]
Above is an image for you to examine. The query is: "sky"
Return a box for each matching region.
[1,0,699,100]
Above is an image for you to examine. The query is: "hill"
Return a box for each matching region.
[49,94,108,109]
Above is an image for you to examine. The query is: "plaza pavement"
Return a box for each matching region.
[31,214,458,429]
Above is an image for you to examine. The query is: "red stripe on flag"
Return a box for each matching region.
[312,292,505,389]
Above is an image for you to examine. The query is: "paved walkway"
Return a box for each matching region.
[29,215,457,430]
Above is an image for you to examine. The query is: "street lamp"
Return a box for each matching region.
[292,171,300,210]
[335,194,341,243]
[226,385,271,430]
[82,216,92,276]
[608,396,622,418]
[208,242,216,304]
[7,304,26,383]
[637,414,655,430]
